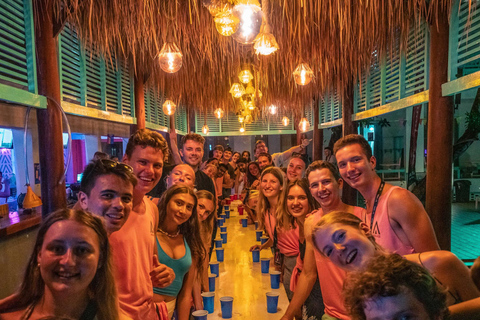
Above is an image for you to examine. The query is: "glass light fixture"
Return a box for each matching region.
[238,115,245,123]
[239,124,245,133]
[244,82,255,95]
[293,63,314,86]
[282,116,290,126]
[254,24,279,55]
[232,1,263,45]
[238,69,254,84]
[268,105,277,115]
[214,107,224,119]
[299,117,310,132]
[230,83,245,98]
[202,124,210,134]
[162,100,176,115]
[247,101,255,110]
[214,8,240,36]
[244,114,253,124]
[158,42,183,73]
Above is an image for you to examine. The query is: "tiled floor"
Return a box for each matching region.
[452,202,480,265]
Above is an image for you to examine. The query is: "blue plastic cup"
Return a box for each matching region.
[201,292,215,313]
[216,248,224,262]
[220,214,227,220]
[220,232,227,244]
[220,226,227,233]
[241,218,248,227]
[266,292,279,313]
[255,221,259,229]
[252,249,260,262]
[224,205,230,211]
[256,230,263,241]
[208,273,216,291]
[215,238,223,248]
[192,310,208,320]
[270,271,281,289]
[225,210,230,219]
[209,262,219,277]
[217,218,224,227]
[220,296,234,319]
[261,258,270,273]
[260,236,269,245]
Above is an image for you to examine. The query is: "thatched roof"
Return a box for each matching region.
[48,0,463,119]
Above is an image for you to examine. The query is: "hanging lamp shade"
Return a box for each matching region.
[282,116,290,126]
[163,100,176,115]
[238,115,245,123]
[254,24,279,55]
[232,1,263,45]
[238,69,254,84]
[247,101,255,110]
[244,82,255,95]
[214,8,240,36]
[299,117,310,132]
[158,42,183,73]
[230,83,245,98]
[268,105,277,115]
[202,124,210,134]
[293,63,314,86]
[22,184,42,209]
[244,114,253,124]
[214,107,224,119]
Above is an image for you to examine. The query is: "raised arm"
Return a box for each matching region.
[388,187,440,252]
[169,117,183,165]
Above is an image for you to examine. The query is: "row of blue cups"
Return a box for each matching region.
[198,293,234,318]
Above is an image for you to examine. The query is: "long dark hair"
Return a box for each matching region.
[195,190,216,249]
[246,161,261,187]
[157,185,205,276]
[0,209,119,320]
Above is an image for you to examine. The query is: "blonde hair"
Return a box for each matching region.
[257,167,286,231]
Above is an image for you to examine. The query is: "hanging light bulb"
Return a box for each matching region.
[230,83,245,98]
[299,117,310,132]
[158,42,183,73]
[254,24,279,55]
[232,0,263,44]
[293,63,314,86]
[244,114,253,124]
[244,82,255,95]
[282,116,290,126]
[238,69,254,84]
[162,100,176,115]
[238,115,245,123]
[268,105,277,115]
[202,124,210,134]
[247,101,255,110]
[214,107,224,119]
[239,125,245,133]
[214,8,240,36]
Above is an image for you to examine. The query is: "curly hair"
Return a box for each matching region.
[305,160,341,181]
[0,209,119,320]
[157,185,206,277]
[257,167,286,231]
[277,178,319,230]
[125,129,169,160]
[343,254,449,320]
[333,134,372,159]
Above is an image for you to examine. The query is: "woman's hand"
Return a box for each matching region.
[250,244,261,252]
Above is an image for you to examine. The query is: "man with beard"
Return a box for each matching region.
[233,158,247,196]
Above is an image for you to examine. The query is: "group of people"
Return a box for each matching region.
[0,129,479,320]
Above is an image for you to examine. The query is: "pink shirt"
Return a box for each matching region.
[312,207,365,320]
[109,197,159,320]
[362,186,415,255]
[264,209,300,257]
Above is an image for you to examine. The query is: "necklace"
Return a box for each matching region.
[158,227,180,238]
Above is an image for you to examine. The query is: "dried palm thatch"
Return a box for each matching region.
[45,0,467,121]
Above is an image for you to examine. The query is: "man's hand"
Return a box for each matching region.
[150,254,175,288]
[301,139,312,148]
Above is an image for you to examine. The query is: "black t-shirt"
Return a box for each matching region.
[147,164,173,198]
[195,170,216,195]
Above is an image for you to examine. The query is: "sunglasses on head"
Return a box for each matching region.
[82,159,134,183]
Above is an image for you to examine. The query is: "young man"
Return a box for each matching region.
[324,146,336,166]
[212,145,224,160]
[257,152,273,171]
[77,159,136,235]
[109,129,175,320]
[343,254,448,320]
[233,158,247,196]
[282,161,365,320]
[334,134,440,254]
[254,139,311,167]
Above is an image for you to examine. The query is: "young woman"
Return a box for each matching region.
[279,179,324,319]
[153,185,206,319]
[0,208,121,320]
[312,211,480,306]
[243,189,259,224]
[246,161,261,190]
[242,151,251,163]
[249,167,299,302]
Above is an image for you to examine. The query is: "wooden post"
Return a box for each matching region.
[341,82,357,205]
[426,9,453,251]
[313,99,323,161]
[133,74,146,131]
[35,0,67,214]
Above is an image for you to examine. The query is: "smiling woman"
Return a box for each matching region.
[0,208,119,320]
